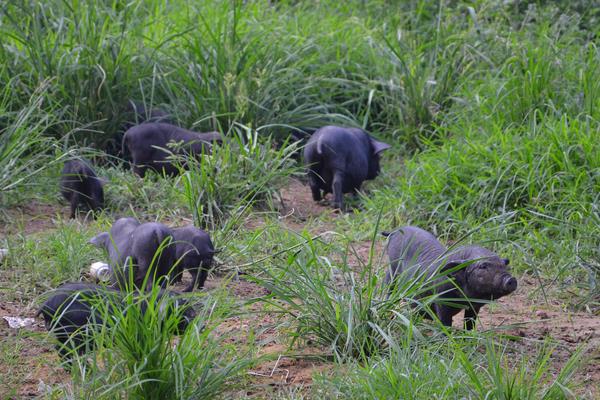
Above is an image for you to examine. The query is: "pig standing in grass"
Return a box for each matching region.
[384,226,517,330]
[60,159,105,219]
[90,218,176,290]
[38,282,195,366]
[171,225,216,292]
[123,122,222,177]
[303,125,390,210]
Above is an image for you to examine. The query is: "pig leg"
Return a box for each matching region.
[69,195,78,219]
[85,199,98,220]
[184,268,208,292]
[436,305,454,327]
[463,304,481,330]
[332,170,344,210]
[196,268,209,289]
[184,269,197,292]
[308,173,322,202]
[133,165,146,178]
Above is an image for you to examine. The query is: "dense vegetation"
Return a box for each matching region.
[0,0,598,398]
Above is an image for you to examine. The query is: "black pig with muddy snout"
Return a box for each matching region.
[123,122,222,177]
[38,283,195,366]
[60,159,105,219]
[171,225,216,292]
[384,226,517,330]
[90,218,176,290]
[303,125,390,210]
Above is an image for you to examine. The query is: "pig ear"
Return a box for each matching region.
[441,260,466,284]
[370,138,391,155]
[89,232,109,247]
[441,260,463,272]
[502,258,510,266]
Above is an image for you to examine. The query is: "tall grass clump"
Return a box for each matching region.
[370,3,475,145]
[0,79,71,202]
[50,286,253,399]
[250,222,447,362]
[0,0,165,144]
[178,124,301,229]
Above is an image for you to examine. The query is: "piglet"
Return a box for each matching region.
[123,122,222,177]
[384,226,517,330]
[90,218,176,290]
[60,159,105,219]
[38,282,195,366]
[303,125,390,210]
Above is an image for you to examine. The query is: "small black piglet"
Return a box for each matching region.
[303,125,390,210]
[123,122,222,177]
[38,283,195,366]
[384,226,517,330]
[90,218,176,290]
[60,159,104,219]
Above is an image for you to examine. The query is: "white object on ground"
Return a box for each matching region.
[3,316,35,329]
[0,248,8,263]
[90,261,111,282]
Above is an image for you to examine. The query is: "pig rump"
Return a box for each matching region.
[303,125,390,210]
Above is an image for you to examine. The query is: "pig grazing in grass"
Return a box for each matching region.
[90,218,176,290]
[172,225,216,292]
[60,159,105,219]
[38,282,195,366]
[384,226,517,330]
[303,125,390,210]
[123,122,222,177]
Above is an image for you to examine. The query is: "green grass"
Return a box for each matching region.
[314,335,583,399]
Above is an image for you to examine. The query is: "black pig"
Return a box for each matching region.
[38,283,195,366]
[60,159,105,219]
[303,125,390,210]
[172,225,216,292]
[123,122,222,177]
[90,218,176,290]
[384,226,517,330]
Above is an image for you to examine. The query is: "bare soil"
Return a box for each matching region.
[1,179,598,398]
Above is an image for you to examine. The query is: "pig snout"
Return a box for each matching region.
[502,275,517,294]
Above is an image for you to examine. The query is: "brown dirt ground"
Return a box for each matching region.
[1,180,599,398]
[0,201,63,239]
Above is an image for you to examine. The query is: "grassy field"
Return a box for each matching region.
[1,0,599,398]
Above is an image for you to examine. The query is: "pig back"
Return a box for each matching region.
[448,245,501,264]
[129,222,176,285]
[106,218,140,267]
[385,226,447,284]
